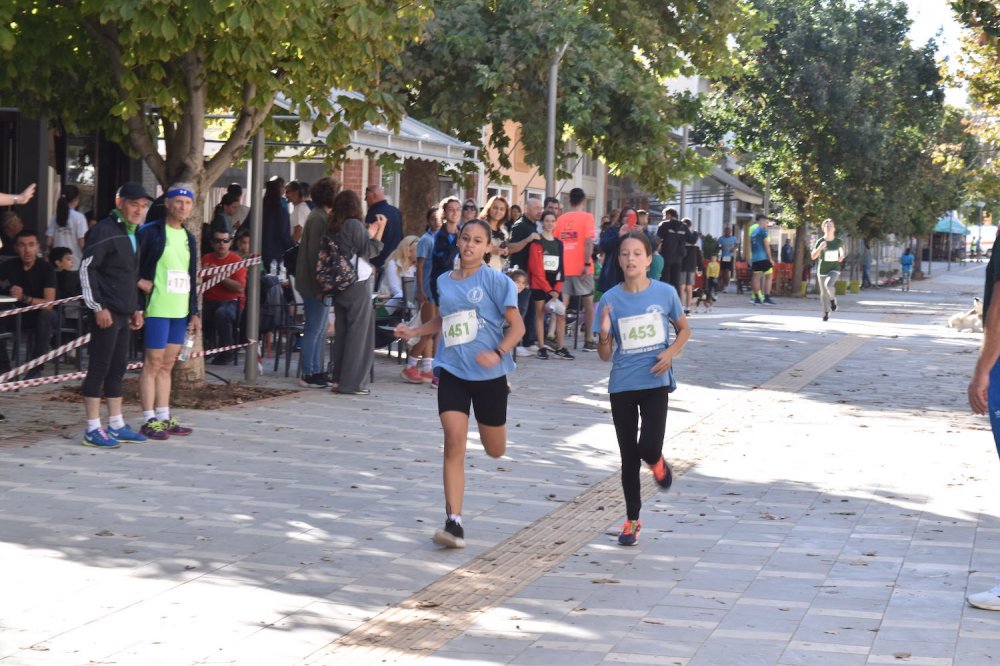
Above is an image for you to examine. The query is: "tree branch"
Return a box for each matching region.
[80,17,167,186]
[204,81,275,186]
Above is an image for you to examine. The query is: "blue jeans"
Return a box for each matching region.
[990,360,1000,458]
[517,288,535,346]
[301,294,330,376]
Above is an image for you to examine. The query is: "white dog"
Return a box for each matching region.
[948,297,983,333]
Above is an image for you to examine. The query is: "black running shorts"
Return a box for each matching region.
[437,369,509,427]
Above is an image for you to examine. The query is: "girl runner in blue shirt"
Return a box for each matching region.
[594,231,691,546]
[395,219,525,548]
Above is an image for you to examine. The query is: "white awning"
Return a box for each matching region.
[710,168,763,205]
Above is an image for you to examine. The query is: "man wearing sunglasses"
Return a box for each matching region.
[201,231,247,365]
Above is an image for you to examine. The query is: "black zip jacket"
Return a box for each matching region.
[80,212,142,316]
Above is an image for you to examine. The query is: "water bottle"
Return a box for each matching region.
[177,333,195,362]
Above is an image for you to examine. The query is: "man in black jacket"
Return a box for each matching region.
[656,208,687,291]
[79,182,151,448]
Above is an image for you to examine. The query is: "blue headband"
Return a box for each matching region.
[167,188,195,199]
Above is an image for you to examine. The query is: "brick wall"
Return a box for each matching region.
[342,159,364,194]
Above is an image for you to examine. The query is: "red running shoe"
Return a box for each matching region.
[649,456,673,490]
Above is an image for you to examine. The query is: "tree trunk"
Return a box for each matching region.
[400,159,440,237]
[912,235,924,280]
[790,198,808,297]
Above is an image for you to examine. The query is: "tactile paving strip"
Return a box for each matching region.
[313,327,881,663]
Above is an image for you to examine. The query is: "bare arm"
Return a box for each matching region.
[0,184,36,206]
[970,282,1000,414]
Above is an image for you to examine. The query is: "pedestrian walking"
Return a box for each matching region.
[594,231,690,546]
[810,218,845,322]
[900,247,914,291]
[135,184,201,440]
[749,213,776,305]
[79,182,152,448]
[718,226,738,292]
[394,218,525,548]
[555,187,598,352]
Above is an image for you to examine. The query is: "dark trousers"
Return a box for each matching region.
[82,311,131,398]
[518,288,536,346]
[661,262,683,293]
[203,299,239,352]
[610,387,669,521]
[0,309,57,371]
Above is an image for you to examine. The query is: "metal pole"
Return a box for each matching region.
[763,173,771,216]
[947,220,952,271]
[679,127,689,219]
[545,43,569,200]
[244,128,265,382]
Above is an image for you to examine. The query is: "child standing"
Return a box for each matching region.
[594,231,690,546]
[705,255,720,297]
[395,219,525,548]
[900,247,914,291]
[529,210,573,360]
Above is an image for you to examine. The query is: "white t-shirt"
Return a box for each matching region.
[290,202,309,236]
[46,209,88,269]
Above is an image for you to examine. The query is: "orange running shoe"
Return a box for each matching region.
[649,456,673,491]
[618,519,641,546]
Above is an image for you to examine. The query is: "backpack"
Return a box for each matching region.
[316,233,357,296]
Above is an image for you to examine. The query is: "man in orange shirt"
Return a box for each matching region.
[554,188,597,351]
[201,230,247,365]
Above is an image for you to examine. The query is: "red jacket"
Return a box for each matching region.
[528,238,564,294]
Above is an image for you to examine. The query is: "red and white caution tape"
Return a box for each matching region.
[0,339,259,393]
[0,294,84,319]
[198,256,262,294]
[0,332,92,384]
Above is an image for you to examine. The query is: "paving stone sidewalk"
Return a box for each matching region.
[0,264,994,665]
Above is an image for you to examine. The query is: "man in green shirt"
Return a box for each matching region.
[136,183,201,440]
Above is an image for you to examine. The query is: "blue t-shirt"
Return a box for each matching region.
[592,280,684,394]
[417,230,435,297]
[750,224,768,262]
[719,234,737,259]
[434,266,518,381]
[900,253,913,270]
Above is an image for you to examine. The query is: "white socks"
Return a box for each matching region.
[86,418,102,433]
[155,407,169,421]
[108,414,125,429]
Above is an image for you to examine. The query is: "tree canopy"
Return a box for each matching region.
[704,0,947,289]
[0,0,428,191]
[390,0,763,197]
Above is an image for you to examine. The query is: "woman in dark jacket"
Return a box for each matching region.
[261,178,293,272]
[327,190,386,395]
[598,207,637,294]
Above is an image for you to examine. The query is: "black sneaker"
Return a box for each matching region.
[553,347,575,360]
[831,299,838,312]
[537,347,550,360]
[581,340,598,352]
[432,519,465,548]
[298,373,328,389]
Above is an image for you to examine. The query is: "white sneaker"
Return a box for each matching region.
[526,344,539,352]
[969,581,1000,610]
[515,346,532,358]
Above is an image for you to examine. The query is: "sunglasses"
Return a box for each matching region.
[211,238,231,244]
[463,205,477,211]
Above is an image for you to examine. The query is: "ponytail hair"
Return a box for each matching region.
[56,184,80,228]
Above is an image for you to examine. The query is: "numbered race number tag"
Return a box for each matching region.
[823,250,840,262]
[166,269,191,295]
[618,311,666,353]
[442,309,479,348]
[543,254,559,271]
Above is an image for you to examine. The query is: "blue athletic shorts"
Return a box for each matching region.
[144,316,189,349]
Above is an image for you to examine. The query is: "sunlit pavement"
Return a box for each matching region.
[0,263,995,665]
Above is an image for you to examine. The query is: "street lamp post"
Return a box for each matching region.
[545,42,569,200]
[978,201,986,263]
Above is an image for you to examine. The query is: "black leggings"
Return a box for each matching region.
[82,312,131,399]
[610,386,670,521]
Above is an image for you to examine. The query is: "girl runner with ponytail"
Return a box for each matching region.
[395,218,525,548]
[594,230,690,546]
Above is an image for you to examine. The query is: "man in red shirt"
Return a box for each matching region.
[201,230,246,365]
[554,188,597,351]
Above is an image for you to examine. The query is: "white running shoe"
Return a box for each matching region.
[515,346,532,358]
[969,580,1000,610]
